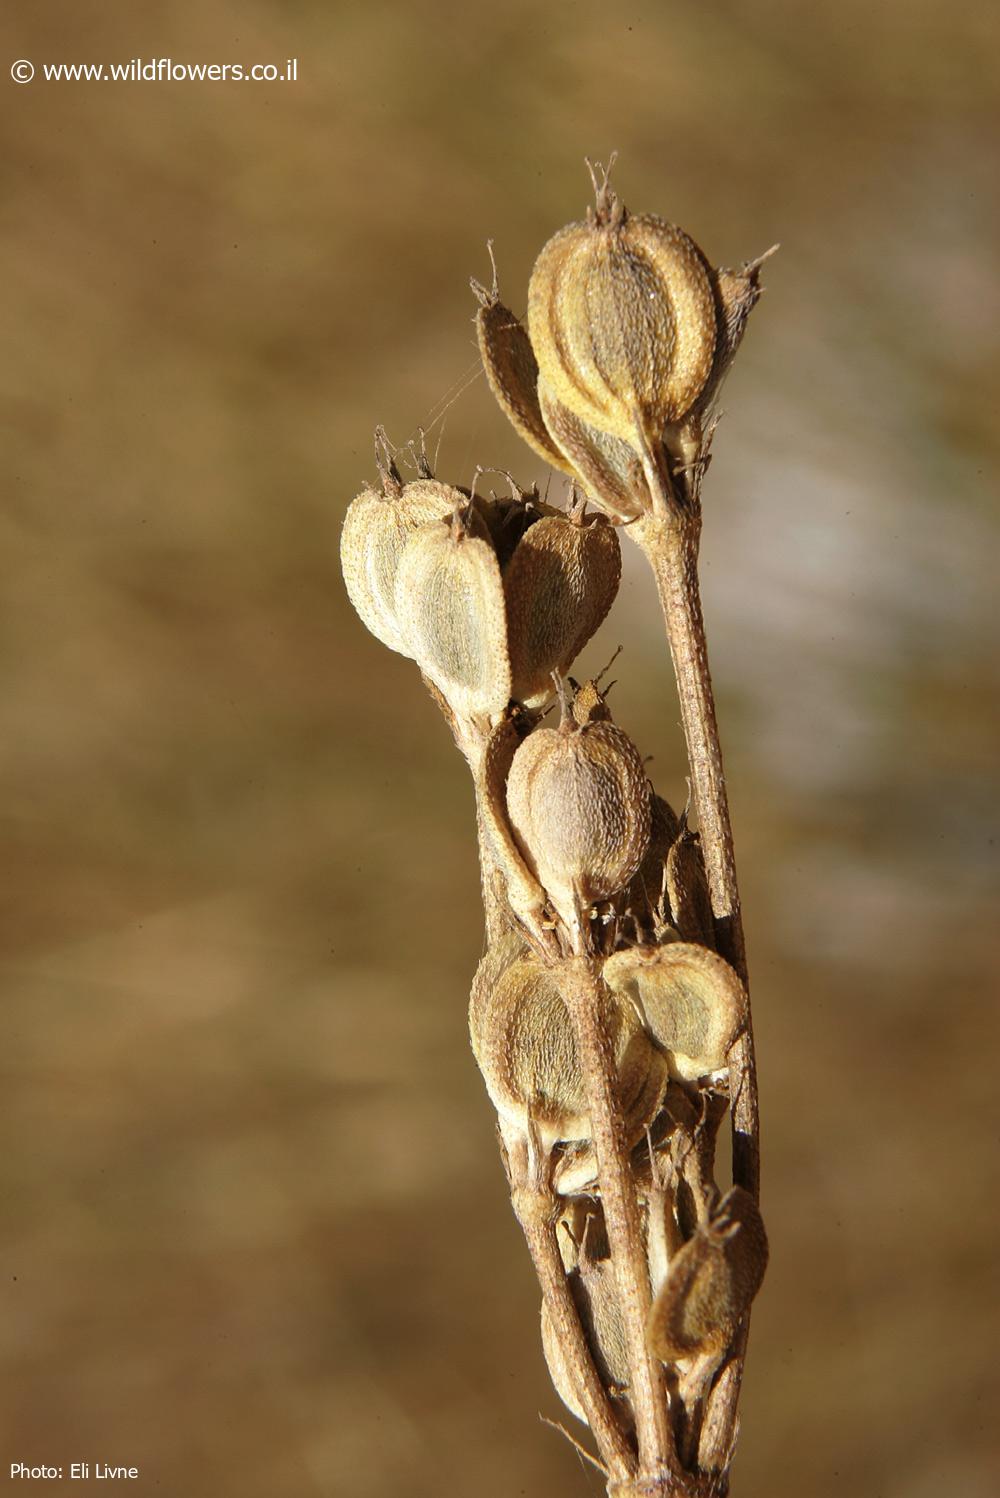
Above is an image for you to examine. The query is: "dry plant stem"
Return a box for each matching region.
[631,511,760,1204]
[510,1151,635,1481]
[559,956,676,1481]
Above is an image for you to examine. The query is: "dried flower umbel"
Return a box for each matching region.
[341,161,770,1498]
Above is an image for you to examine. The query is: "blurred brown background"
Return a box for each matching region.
[2,2,998,1495]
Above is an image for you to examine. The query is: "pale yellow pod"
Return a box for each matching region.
[393,508,511,722]
[602,942,745,1081]
[646,1187,768,1362]
[527,212,717,451]
[504,514,621,708]
[339,479,462,656]
[468,950,654,1154]
[506,713,651,928]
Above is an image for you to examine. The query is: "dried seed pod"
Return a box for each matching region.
[541,1252,630,1424]
[393,505,511,722]
[527,203,717,455]
[646,1187,768,1362]
[626,792,682,936]
[506,695,651,930]
[468,949,656,1155]
[537,382,651,521]
[552,1042,667,1198]
[474,177,769,524]
[473,278,574,476]
[504,512,621,708]
[476,716,548,932]
[665,828,715,947]
[340,477,461,655]
[602,943,745,1081]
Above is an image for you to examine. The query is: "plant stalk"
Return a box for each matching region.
[508,1142,636,1482]
[631,511,759,1201]
[558,955,676,1482]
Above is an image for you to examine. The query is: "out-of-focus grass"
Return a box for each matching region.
[2,2,998,1495]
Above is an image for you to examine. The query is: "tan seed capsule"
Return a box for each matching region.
[602,943,745,1081]
[527,207,717,454]
[339,477,462,655]
[541,1254,630,1424]
[646,1187,768,1362]
[468,949,655,1154]
[506,700,651,930]
[504,513,621,708]
[393,506,511,722]
[665,828,715,947]
[626,793,682,935]
[473,279,574,476]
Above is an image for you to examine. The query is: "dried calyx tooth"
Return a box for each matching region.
[541,1243,630,1425]
[602,943,745,1081]
[340,466,463,656]
[468,948,656,1156]
[393,502,511,723]
[646,1186,768,1363]
[506,682,651,932]
[504,509,621,708]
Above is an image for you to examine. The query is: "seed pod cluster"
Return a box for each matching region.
[341,449,621,727]
[476,168,769,520]
[341,165,767,1482]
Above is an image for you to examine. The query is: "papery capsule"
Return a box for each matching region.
[506,696,651,930]
[393,505,511,722]
[340,477,462,655]
[504,512,620,708]
[602,942,744,1081]
[468,947,656,1154]
[646,1187,768,1362]
[528,207,717,454]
